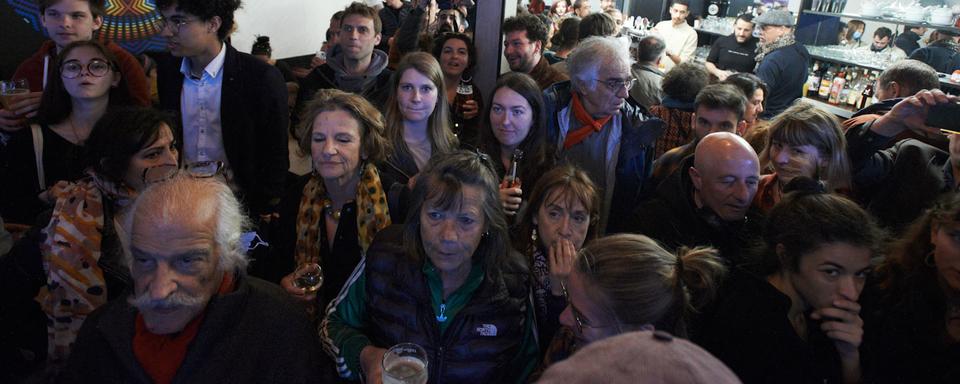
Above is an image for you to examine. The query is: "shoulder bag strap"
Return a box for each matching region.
[31,125,45,190]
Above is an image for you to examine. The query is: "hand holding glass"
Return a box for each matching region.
[0,79,30,110]
[292,262,324,293]
[382,343,428,384]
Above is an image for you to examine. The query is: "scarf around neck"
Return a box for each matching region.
[755,33,796,63]
[294,163,391,267]
[563,92,612,149]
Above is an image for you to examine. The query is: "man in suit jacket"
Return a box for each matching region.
[155,0,288,218]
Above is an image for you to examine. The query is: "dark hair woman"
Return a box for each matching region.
[478,72,554,217]
[432,33,483,146]
[860,193,960,384]
[322,150,539,383]
[694,177,885,384]
[0,40,133,225]
[1,106,178,376]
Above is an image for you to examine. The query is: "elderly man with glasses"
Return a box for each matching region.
[154,0,289,222]
[543,36,665,234]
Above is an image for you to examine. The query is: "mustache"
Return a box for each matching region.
[128,290,207,312]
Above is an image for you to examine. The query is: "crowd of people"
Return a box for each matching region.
[1,0,959,383]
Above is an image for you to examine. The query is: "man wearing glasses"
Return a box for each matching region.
[1,0,148,131]
[543,36,665,234]
[652,0,698,72]
[154,0,289,221]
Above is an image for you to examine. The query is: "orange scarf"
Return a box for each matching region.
[563,92,612,150]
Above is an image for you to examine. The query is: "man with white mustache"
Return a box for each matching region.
[59,176,321,383]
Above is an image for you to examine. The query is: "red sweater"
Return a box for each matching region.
[13,40,150,106]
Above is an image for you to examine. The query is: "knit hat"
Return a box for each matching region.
[754,9,795,27]
[536,330,742,384]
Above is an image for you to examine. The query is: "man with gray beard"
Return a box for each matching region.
[59,176,321,383]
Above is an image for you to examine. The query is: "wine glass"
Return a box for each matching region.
[382,343,428,384]
[292,262,324,293]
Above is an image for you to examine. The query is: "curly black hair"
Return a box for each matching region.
[502,13,549,46]
[156,0,242,41]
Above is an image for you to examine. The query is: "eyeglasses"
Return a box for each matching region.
[141,161,224,186]
[560,280,621,337]
[593,78,637,91]
[157,16,197,34]
[60,59,114,79]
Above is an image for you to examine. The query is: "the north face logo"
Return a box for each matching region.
[476,324,497,336]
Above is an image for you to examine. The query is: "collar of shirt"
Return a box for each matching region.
[423,258,485,334]
[180,42,227,80]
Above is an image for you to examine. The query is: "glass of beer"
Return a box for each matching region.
[0,79,29,110]
[382,343,428,384]
[292,262,324,293]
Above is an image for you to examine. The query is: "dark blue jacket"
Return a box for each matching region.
[909,40,960,74]
[756,43,810,119]
[542,81,665,231]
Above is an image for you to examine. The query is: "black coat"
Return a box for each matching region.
[845,120,952,233]
[909,40,960,74]
[612,155,763,267]
[156,44,289,217]
[57,274,323,383]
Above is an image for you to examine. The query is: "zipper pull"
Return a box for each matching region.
[436,303,448,323]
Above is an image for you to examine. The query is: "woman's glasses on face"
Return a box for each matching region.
[61,59,114,79]
[141,161,224,186]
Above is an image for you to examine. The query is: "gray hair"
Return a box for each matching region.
[567,36,633,93]
[120,175,251,273]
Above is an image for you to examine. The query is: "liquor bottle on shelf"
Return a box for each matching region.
[839,71,853,106]
[858,82,874,110]
[818,65,834,99]
[846,71,862,107]
[805,62,821,98]
[828,68,846,105]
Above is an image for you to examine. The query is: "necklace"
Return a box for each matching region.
[320,197,342,220]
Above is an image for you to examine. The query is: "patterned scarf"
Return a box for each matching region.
[35,172,134,364]
[563,92,612,150]
[294,163,391,266]
[755,33,796,64]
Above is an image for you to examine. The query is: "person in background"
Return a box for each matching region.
[58,175,322,383]
[503,13,569,90]
[1,0,148,132]
[529,0,546,15]
[648,62,710,157]
[552,12,619,75]
[604,7,625,29]
[513,165,598,353]
[572,0,591,18]
[722,73,766,144]
[652,0,698,72]
[478,72,554,216]
[705,13,759,80]
[155,0,289,220]
[844,89,960,233]
[629,35,666,109]
[537,329,742,384]
[377,0,412,53]
[0,107,178,379]
[432,32,482,144]
[298,2,393,114]
[753,9,809,119]
[543,36,665,234]
[909,29,960,74]
[537,234,727,372]
[0,40,134,225]
[250,35,297,83]
[754,102,851,213]
[623,133,762,265]
[695,178,884,384]
[545,16,580,65]
[861,193,960,384]
[859,27,906,60]
[841,19,865,47]
[379,52,458,218]
[322,151,539,383]
[549,0,571,23]
[395,0,469,57]
[894,25,926,57]
[648,84,748,192]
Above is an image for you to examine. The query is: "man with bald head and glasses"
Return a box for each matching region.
[543,36,665,234]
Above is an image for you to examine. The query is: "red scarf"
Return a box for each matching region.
[563,92,612,150]
[133,273,235,384]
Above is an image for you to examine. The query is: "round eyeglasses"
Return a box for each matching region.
[60,59,114,79]
[141,161,224,186]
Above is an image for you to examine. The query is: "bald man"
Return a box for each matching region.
[612,132,763,265]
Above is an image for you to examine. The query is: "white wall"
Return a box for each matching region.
[231,0,379,59]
